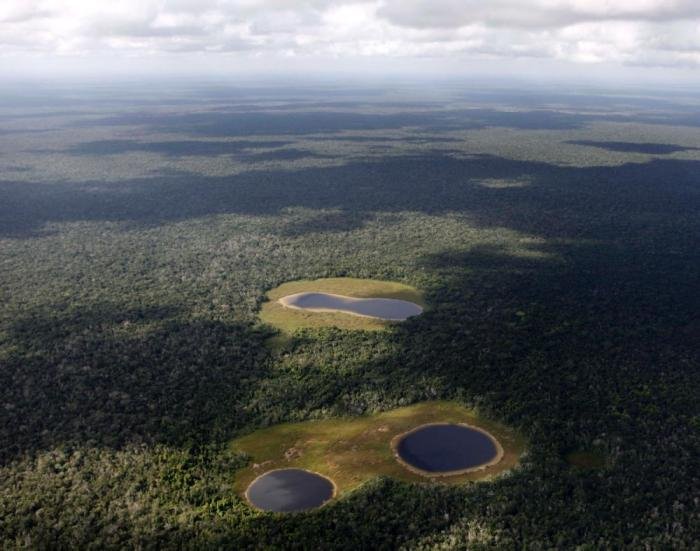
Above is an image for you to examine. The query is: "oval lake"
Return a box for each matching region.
[246,468,335,512]
[395,423,500,474]
[278,292,423,320]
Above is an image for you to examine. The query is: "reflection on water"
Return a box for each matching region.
[246,468,334,512]
[280,292,422,320]
[396,424,498,473]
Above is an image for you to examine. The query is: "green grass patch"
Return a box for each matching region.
[231,401,525,501]
[259,277,426,335]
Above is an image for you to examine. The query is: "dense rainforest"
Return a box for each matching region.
[0,82,699,548]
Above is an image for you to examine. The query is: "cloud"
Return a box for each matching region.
[1,0,700,72]
[377,0,700,29]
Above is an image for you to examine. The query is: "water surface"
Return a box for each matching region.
[280,292,422,320]
[246,468,334,512]
[396,423,499,473]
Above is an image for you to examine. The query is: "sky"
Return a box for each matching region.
[2,1,700,82]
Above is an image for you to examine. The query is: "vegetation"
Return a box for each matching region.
[0,83,699,548]
[232,401,523,500]
[565,450,607,470]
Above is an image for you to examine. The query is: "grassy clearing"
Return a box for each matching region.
[259,277,426,334]
[231,401,525,501]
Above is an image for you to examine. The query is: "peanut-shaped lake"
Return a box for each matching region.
[278,292,423,320]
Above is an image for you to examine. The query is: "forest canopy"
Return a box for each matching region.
[1,83,699,549]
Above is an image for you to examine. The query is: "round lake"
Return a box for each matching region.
[245,468,335,512]
[279,292,423,321]
[394,423,501,475]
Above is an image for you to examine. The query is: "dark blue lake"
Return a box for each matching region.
[281,292,422,320]
[246,468,334,512]
[396,424,499,473]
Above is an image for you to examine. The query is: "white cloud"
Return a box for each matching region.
[377,0,700,29]
[1,0,700,73]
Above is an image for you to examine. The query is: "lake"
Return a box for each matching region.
[278,292,423,320]
[395,423,500,474]
[245,468,335,512]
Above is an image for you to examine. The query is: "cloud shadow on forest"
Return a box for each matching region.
[71,108,599,135]
[60,139,293,157]
[567,140,699,155]
[2,153,699,242]
[0,302,273,464]
[69,105,700,138]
